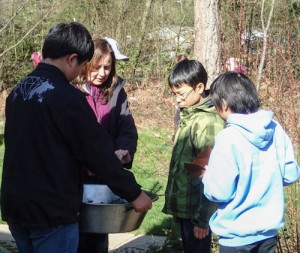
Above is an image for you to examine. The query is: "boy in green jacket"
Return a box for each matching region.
[162,59,224,253]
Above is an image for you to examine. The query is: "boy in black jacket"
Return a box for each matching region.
[0,22,151,253]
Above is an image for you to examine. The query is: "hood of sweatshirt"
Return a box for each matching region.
[227,110,275,149]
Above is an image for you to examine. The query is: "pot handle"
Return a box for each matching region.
[125,204,134,212]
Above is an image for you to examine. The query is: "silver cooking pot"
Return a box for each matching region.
[79,184,158,233]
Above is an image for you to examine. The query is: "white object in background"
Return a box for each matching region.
[82,184,119,204]
[104,37,129,61]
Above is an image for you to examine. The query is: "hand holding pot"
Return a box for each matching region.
[131,191,152,213]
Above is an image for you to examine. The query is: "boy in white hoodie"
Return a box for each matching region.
[202,71,300,253]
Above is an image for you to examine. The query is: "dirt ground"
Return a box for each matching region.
[0,82,175,130]
[125,82,174,130]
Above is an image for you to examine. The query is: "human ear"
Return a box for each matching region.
[196,82,205,94]
[222,99,231,112]
[67,54,78,67]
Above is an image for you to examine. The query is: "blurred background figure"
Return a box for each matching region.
[225,57,246,74]
[31,50,43,67]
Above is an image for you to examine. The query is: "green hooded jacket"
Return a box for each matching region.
[162,96,224,227]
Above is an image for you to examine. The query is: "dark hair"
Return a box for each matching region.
[210,71,260,114]
[168,59,208,89]
[42,22,94,64]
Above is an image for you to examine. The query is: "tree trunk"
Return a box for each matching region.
[193,0,220,88]
[132,0,153,77]
[114,0,127,40]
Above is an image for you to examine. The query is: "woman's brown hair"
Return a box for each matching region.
[73,37,118,103]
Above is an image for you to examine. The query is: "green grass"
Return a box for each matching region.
[131,127,182,251]
[131,127,179,236]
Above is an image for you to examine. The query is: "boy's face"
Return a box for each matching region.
[172,83,204,108]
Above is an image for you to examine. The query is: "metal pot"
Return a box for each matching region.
[79,184,158,233]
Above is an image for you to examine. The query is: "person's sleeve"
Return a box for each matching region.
[61,93,141,202]
[114,88,138,169]
[191,116,224,227]
[276,125,300,186]
[202,131,239,203]
[192,115,224,152]
[191,187,217,227]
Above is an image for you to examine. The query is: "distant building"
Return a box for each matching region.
[147,26,195,58]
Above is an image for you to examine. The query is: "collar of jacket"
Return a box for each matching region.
[180,95,215,119]
[36,62,69,84]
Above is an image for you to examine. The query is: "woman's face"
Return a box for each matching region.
[87,53,112,86]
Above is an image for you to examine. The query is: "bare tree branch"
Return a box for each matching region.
[256,0,275,94]
[0,0,30,34]
[0,9,52,58]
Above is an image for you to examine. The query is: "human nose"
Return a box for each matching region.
[96,67,105,76]
[176,96,182,103]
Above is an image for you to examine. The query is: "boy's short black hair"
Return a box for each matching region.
[210,71,260,114]
[168,59,208,89]
[42,22,94,64]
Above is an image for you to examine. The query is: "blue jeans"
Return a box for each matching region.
[8,222,79,253]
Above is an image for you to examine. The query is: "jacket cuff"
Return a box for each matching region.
[191,216,209,228]
[126,188,142,202]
